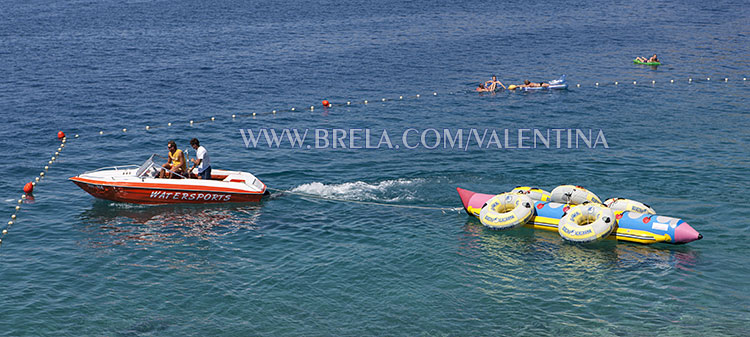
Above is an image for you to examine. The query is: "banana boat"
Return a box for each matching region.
[457,186,702,245]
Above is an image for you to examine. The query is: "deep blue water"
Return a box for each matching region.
[1,0,749,335]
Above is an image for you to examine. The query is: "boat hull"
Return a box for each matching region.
[71,178,266,204]
[457,187,702,245]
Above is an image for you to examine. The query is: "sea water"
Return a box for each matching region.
[0,0,748,335]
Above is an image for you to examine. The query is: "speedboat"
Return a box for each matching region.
[70,154,268,204]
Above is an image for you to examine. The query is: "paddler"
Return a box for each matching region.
[159,140,187,178]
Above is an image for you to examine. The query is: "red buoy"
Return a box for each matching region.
[322,100,330,107]
[57,131,65,139]
[23,182,33,194]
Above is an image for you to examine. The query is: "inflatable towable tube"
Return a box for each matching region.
[605,198,655,214]
[479,193,534,230]
[557,204,615,242]
[550,185,602,205]
[511,186,551,202]
[456,187,703,245]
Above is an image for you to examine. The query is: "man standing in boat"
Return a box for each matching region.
[189,138,211,179]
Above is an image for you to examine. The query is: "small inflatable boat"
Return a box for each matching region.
[634,59,660,66]
[457,186,702,245]
[509,75,568,91]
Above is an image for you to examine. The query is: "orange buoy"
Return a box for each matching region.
[57,131,65,139]
[322,100,330,107]
[23,182,33,194]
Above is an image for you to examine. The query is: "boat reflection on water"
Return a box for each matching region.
[458,218,698,271]
[77,200,263,249]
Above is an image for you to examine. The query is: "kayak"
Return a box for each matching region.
[634,59,661,66]
[457,187,702,245]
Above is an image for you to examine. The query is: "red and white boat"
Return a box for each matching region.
[70,154,268,204]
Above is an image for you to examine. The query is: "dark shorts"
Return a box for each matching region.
[199,166,212,180]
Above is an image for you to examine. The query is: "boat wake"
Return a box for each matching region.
[289,178,425,202]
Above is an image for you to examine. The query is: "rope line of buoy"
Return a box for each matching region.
[0,132,69,249]
[67,75,748,139]
[267,187,463,214]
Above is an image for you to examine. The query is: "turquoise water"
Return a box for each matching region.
[1,0,749,335]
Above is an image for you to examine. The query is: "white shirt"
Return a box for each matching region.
[196,145,210,172]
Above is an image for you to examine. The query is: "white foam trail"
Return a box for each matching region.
[290,178,424,202]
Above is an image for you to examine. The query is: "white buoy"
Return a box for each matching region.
[416,94,420,98]
[55,151,59,156]
[577,84,580,87]
[744,78,747,81]
[48,160,52,165]
[146,126,150,130]
[61,144,64,148]
[168,122,172,126]
[671,80,674,83]
[347,102,351,105]
[8,221,13,225]
[40,172,45,177]
[11,214,16,220]
[652,80,655,84]
[122,128,127,132]
[75,134,79,138]
[57,147,61,151]
[689,78,692,82]
[707,77,710,81]
[399,96,403,99]
[382,98,386,101]
[51,157,55,161]
[253,112,256,116]
[433,92,437,96]
[15,206,20,211]
[273,110,277,114]
[35,177,39,182]
[595,82,599,86]
[725,78,728,82]
[310,106,314,110]
[190,120,194,125]
[2,229,6,235]
[364,100,368,104]
[232,114,236,118]
[615,81,618,85]
[211,117,215,121]
[291,108,295,111]
[99,131,103,135]
[44,166,48,170]
[633,81,637,85]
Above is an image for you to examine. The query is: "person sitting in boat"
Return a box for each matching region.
[485,75,507,91]
[159,140,187,178]
[636,54,658,63]
[520,79,550,88]
[189,138,212,180]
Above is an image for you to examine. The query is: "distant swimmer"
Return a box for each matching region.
[636,54,659,63]
[476,83,491,92]
[485,75,506,91]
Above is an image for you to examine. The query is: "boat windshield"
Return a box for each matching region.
[135,154,160,178]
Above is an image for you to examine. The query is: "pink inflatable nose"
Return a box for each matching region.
[674,222,702,243]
